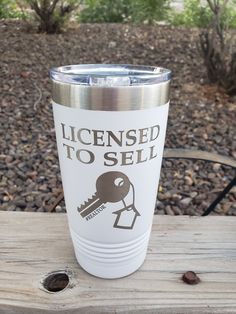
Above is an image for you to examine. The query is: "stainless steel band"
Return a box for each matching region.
[52,81,170,111]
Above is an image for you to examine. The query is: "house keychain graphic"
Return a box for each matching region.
[77,171,140,229]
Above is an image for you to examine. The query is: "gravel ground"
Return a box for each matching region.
[0,21,235,215]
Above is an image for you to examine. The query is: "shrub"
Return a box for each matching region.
[79,0,134,23]
[24,0,79,33]
[199,0,236,95]
[169,0,236,29]
[168,0,211,27]
[0,0,27,19]
[131,0,170,24]
[79,0,170,24]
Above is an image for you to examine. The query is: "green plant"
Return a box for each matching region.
[131,0,170,24]
[168,0,236,29]
[79,0,170,24]
[79,0,134,23]
[199,0,236,95]
[169,0,211,27]
[222,3,236,29]
[24,0,79,33]
[0,0,27,19]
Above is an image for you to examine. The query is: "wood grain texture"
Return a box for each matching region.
[0,212,236,314]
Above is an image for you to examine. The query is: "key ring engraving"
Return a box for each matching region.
[77,171,140,229]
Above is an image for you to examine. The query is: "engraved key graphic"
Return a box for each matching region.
[78,171,131,218]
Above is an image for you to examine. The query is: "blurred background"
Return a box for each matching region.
[0,0,236,215]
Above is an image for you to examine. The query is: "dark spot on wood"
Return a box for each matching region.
[43,271,69,292]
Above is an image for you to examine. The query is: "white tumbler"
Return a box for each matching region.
[50,64,171,279]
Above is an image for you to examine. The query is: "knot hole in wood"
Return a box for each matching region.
[42,270,70,293]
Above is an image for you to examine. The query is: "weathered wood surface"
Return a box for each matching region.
[163,149,236,168]
[0,212,236,314]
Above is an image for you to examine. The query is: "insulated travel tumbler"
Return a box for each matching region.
[50,64,171,278]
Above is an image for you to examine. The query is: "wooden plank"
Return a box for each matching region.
[163,149,236,168]
[0,212,236,314]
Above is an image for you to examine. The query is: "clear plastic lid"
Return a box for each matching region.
[50,64,171,87]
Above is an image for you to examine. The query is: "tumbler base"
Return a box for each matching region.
[75,249,147,279]
[70,228,151,279]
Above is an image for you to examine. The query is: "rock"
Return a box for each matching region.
[5,156,13,163]
[17,162,26,169]
[26,183,37,192]
[164,161,172,167]
[156,200,164,210]
[214,135,222,143]
[42,194,51,201]
[214,204,223,214]
[37,207,45,212]
[222,203,232,214]
[179,197,192,208]
[6,170,15,178]
[3,195,9,202]
[7,204,16,211]
[108,41,116,48]
[195,194,206,201]
[199,201,209,212]
[61,206,66,212]
[16,170,27,180]
[8,186,18,194]
[15,178,23,186]
[27,171,37,180]
[35,198,42,208]
[21,137,28,143]
[20,71,31,78]
[15,200,27,209]
[213,163,221,171]
[1,203,8,210]
[172,193,182,201]
[185,176,194,186]
[39,184,48,192]
[157,192,171,201]
[227,207,236,216]
[165,205,174,215]
[203,133,208,140]
[26,195,34,202]
[172,206,182,215]
[184,208,196,216]
[15,207,23,211]
[0,164,7,171]
[162,181,172,188]
[55,205,64,213]
[208,173,215,179]
[190,191,198,198]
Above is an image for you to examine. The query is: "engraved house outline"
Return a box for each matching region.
[113,206,141,230]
